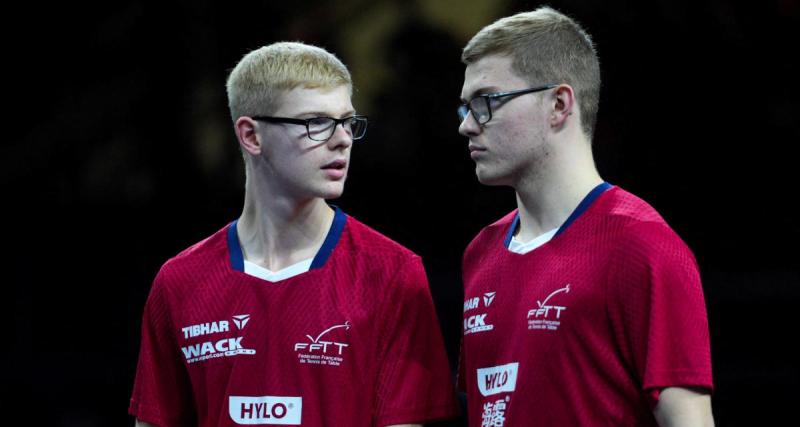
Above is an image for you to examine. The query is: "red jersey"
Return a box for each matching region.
[459,185,713,426]
[130,208,459,426]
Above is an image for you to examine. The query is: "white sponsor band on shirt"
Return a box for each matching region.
[229,396,302,425]
[477,362,519,397]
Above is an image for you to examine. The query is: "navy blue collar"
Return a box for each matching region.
[504,182,612,248]
[228,206,347,272]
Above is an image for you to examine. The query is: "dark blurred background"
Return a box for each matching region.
[5,0,799,425]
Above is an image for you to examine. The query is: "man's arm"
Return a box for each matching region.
[653,387,714,427]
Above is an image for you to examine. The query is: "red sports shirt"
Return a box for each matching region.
[130,208,459,426]
[459,185,713,426]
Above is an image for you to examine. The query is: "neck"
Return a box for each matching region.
[236,173,334,271]
[513,137,602,242]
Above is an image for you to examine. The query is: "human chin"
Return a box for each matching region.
[474,163,508,186]
[317,179,346,200]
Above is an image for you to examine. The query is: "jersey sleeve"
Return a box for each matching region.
[129,269,196,426]
[373,255,459,426]
[607,221,714,406]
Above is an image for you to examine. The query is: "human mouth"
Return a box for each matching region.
[321,159,347,179]
[468,144,486,160]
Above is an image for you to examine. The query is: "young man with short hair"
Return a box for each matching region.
[130,42,458,427]
[457,8,714,426]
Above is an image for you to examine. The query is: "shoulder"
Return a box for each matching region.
[341,214,419,262]
[599,187,666,225]
[597,188,699,283]
[600,187,690,252]
[462,209,516,266]
[465,210,517,253]
[339,215,430,291]
[154,223,232,291]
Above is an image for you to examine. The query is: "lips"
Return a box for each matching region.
[469,144,486,159]
[322,159,347,170]
[321,159,347,180]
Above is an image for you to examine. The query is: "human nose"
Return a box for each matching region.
[459,110,482,137]
[327,122,353,149]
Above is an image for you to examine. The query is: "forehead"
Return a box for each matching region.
[274,85,354,116]
[461,54,527,98]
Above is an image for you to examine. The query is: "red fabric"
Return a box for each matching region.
[459,187,712,426]
[130,214,458,426]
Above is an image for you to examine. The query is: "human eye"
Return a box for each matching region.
[487,96,504,109]
[307,117,335,135]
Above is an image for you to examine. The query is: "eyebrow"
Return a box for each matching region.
[460,87,500,103]
[294,110,356,119]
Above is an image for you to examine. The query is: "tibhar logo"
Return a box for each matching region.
[477,362,519,397]
[464,291,497,312]
[181,314,250,338]
[180,314,255,364]
[294,321,350,366]
[182,320,229,339]
[229,396,302,425]
[232,314,250,330]
[527,284,570,331]
[483,292,496,307]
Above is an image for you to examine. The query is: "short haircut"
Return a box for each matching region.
[462,7,601,138]
[226,42,352,122]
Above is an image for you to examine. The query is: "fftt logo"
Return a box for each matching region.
[527,284,570,319]
[477,362,519,396]
[294,322,350,355]
[229,396,302,425]
[527,284,571,332]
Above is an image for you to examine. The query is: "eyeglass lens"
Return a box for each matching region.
[307,117,367,141]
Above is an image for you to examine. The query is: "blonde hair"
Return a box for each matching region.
[226,42,352,122]
[462,7,601,138]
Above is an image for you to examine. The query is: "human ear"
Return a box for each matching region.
[235,117,262,156]
[550,84,576,129]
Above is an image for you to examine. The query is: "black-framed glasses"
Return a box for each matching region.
[251,115,368,142]
[457,84,558,125]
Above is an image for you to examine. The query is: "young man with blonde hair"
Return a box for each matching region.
[457,7,714,426]
[130,42,458,427]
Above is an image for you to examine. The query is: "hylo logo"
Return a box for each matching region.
[229,396,302,425]
[477,362,519,397]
